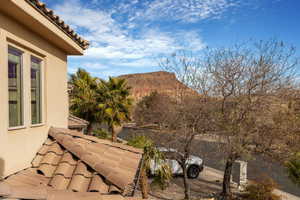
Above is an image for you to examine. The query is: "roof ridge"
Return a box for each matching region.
[24,0,89,50]
[50,127,143,154]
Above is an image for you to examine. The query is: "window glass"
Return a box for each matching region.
[31,57,42,124]
[8,48,23,127]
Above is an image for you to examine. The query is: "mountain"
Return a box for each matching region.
[118,71,197,102]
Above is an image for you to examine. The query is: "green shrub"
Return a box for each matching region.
[94,129,111,139]
[127,135,153,149]
[286,152,300,187]
[127,135,172,190]
[151,161,172,190]
[241,178,281,200]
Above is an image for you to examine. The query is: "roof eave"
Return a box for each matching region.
[25,0,89,51]
[1,0,87,55]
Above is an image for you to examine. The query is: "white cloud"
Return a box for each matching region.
[49,0,229,77]
[112,58,156,68]
[83,28,205,59]
[116,0,239,23]
[78,62,109,70]
[53,0,116,33]
[85,46,145,59]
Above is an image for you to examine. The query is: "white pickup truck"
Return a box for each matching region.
[150,147,204,179]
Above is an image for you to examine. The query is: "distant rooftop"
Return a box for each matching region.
[68,114,89,129]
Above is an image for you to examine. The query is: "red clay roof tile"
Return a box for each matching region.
[0,182,50,199]
[68,174,91,192]
[109,185,122,194]
[0,182,142,200]
[37,144,50,155]
[40,152,62,166]
[47,143,64,155]
[88,174,109,193]
[48,127,143,194]
[49,174,70,190]
[38,164,57,178]
[1,127,144,199]
[32,154,43,167]
[73,161,93,178]
[60,152,78,166]
[53,162,76,178]
[4,169,50,187]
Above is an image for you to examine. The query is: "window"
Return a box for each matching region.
[8,48,23,127]
[31,56,42,124]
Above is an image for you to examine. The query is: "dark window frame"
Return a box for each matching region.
[30,56,43,125]
[8,46,24,128]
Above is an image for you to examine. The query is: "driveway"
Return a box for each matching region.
[119,127,300,198]
[135,165,300,200]
[136,166,225,200]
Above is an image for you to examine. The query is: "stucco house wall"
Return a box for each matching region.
[0,1,85,177]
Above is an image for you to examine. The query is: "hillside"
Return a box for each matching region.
[118,71,197,102]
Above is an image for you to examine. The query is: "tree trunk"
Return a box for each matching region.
[140,166,149,199]
[111,125,117,142]
[182,165,190,200]
[220,156,236,200]
[86,123,93,135]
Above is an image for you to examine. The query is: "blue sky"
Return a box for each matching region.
[43,0,300,78]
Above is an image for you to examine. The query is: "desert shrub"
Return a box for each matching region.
[285,152,300,187]
[241,178,281,200]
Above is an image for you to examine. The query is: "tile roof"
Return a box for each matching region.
[0,182,140,200]
[25,0,89,50]
[0,127,143,200]
[68,114,89,129]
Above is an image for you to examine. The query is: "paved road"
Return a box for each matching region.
[119,127,300,197]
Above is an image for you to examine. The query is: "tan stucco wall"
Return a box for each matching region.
[0,0,84,55]
[0,11,69,177]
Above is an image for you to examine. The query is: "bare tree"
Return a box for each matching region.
[136,40,299,199]
[159,95,213,200]
[134,91,175,127]
[200,40,299,199]
[150,53,214,200]
[135,92,210,200]
[158,40,299,199]
[135,51,214,199]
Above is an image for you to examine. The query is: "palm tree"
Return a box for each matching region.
[98,77,132,142]
[69,69,102,135]
[286,152,300,187]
